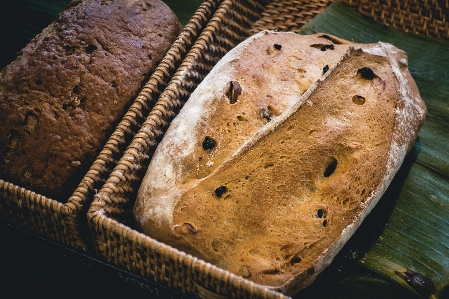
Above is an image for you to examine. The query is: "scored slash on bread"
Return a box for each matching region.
[133,31,427,295]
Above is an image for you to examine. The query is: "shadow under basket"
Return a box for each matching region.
[87,0,448,298]
[0,1,217,252]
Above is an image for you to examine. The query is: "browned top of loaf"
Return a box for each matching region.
[134,32,355,228]
[173,33,354,184]
[0,0,181,200]
[134,31,427,294]
[173,48,402,290]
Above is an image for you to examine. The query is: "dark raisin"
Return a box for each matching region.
[323,65,329,74]
[324,157,337,177]
[358,67,375,80]
[320,34,332,41]
[317,209,326,218]
[72,85,81,94]
[227,81,242,104]
[85,44,97,54]
[290,255,302,265]
[215,186,227,198]
[274,44,282,50]
[310,44,335,51]
[202,136,216,150]
[320,44,334,51]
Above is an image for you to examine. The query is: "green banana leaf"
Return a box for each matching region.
[297,2,449,298]
[163,0,204,25]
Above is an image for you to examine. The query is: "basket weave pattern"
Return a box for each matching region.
[250,0,333,34]
[341,0,449,39]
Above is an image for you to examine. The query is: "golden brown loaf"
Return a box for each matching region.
[0,0,182,200]
[133,31,427,294]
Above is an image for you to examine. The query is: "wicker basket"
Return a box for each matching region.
[87,0,448,298]
[340,0,449,39]
[87,0,333,298]
[0,1,217,252]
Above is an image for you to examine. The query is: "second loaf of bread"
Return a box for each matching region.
[0,0,182,200]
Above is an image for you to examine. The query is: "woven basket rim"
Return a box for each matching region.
[89,206,291,298]
[340,0,449,39]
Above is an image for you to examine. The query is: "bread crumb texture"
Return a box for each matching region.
[0,0,181,200]
[134,31,426,294]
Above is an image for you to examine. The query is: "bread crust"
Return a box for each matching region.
[135,31,354,229]
[134,31,427,294]
[0,0,181,200]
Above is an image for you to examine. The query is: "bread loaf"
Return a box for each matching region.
[133,31,427,294]
[0,0,182,200]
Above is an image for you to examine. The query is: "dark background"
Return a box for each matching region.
[0,221,195,299]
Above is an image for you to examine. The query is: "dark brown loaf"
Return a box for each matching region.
[0,0,182,200]
[133,31,427,294]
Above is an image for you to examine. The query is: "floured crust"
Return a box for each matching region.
[135,31,354,230]
[133,31,427,294]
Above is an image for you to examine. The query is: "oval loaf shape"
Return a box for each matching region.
[133,31,427,295]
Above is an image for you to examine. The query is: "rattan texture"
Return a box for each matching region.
[88,0,331,298]
[250,0,332,34]
[0,2,213,251]
[341,0,449,39]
